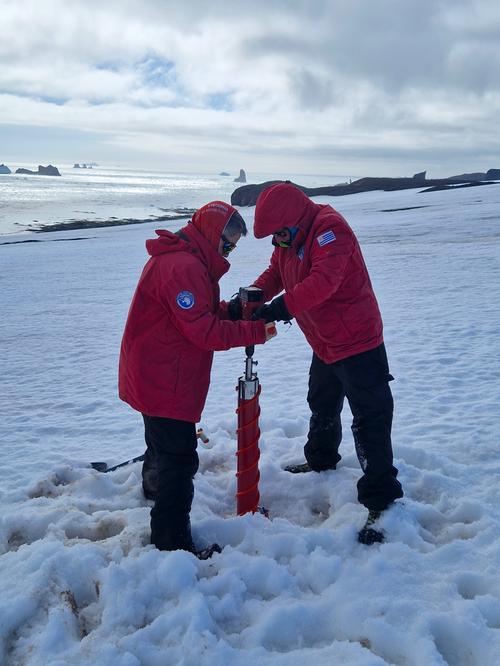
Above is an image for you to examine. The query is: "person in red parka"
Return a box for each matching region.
[247,183,403,544]
[119,201,276,558]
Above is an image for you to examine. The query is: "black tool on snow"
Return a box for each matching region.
[91,429,209,473]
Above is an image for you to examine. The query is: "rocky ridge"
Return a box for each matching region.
[231,170,500,206]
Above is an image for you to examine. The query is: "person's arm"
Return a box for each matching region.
[283,227,354,317]
[218,299,231,320]
[161,262,267,351]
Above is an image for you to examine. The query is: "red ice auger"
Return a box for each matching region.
[235,287,269,517]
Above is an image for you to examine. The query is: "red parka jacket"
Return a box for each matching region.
[119,209,266,422]
[253,183,383,363]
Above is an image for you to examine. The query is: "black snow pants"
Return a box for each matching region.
[305,343,403,511]
[141,414,199,551]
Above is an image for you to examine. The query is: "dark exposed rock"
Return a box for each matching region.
[419,181,495,193]
[413,171,426,182]
[449,169,500,181]
[231,180,282,206]
[231,173,500,206]
[380,205,430,213]
[15,164,61,176]
[25,208,195,233]
[234,169,246,183]
[39,164,61,176]
[449,172,488,181]
[1,237,94,246]
[231,177,437,206]
[219,171,230,176]
[0,164,11,174]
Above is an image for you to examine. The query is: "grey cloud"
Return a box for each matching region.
[289,70,337,111]
[1,0,500,176]
[242,0,500,96]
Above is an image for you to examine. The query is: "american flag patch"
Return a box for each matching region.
[317,230,336,247]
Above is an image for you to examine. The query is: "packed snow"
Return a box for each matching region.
[1,183,500,665]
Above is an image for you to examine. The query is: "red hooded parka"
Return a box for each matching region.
[119,202,266,422]
[253,183,383,363]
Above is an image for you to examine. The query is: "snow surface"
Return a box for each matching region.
[1,183,500,665]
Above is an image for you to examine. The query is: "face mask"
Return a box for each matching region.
[272,227,298,248]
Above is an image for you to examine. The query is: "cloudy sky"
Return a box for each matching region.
[1,0,499,178]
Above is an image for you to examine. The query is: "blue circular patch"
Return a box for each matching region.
[176,290,195,309]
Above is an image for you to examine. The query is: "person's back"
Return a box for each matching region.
[253,186,383,363]
[121,226,222,420]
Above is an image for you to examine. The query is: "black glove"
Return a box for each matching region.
[227,293,242,321]
[252,295,293,323]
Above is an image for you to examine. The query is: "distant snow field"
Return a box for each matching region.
[1,184,500,665]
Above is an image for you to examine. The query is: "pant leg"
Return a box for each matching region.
[336,344,403,511]
[142,426,158,501]
[142,414,199,551]
[304,353,344,471]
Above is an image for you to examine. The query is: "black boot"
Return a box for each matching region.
[284,461,336,473]
[358,510,384,545]
[191,543,222,560]
[284,462,313,473]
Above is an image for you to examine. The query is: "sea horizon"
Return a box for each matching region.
[0,163,353,236]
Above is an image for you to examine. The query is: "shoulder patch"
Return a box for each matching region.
[316,230,336,247]
[176,290,195,309]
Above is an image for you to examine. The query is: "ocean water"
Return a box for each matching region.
[0,164,350,236]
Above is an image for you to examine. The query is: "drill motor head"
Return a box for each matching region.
[239,286,264,320]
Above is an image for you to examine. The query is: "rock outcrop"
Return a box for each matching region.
[420,181,495,193]
[39,164,61,176]
[234,169,246,183]
[0,164,11,174]
[449,172,488,181]
[449,169,500,181]
[15,164,61,176]
[231,171,500,206]
[219,171,230,176]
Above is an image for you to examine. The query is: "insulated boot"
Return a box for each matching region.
[284,462,312,473]
[192,543,222,560]
[358,510,384,545]
[284,462,336,474]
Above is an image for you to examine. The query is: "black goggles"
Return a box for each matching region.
[221,234,237,255]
